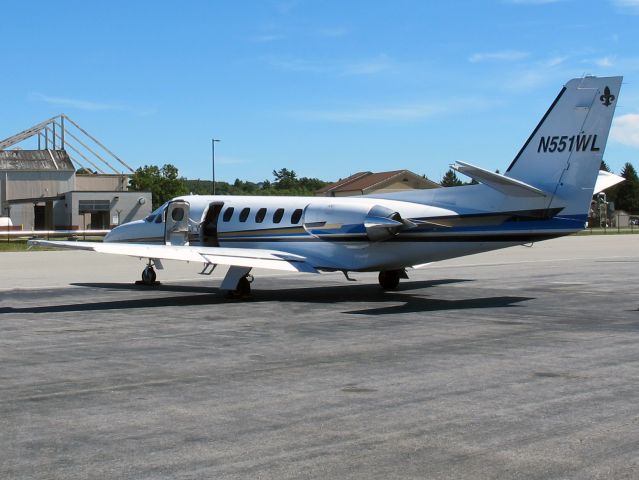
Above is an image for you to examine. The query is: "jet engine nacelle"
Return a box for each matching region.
[302,202,410,242]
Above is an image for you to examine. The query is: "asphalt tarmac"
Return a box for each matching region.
[1,235,638,479]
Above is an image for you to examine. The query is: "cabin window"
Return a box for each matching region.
[291,208,303,224]
[255,208,267,223]
[239,207,250,222]
[171,207,185,221]
[222,207,234,222]
[273,208,285,224]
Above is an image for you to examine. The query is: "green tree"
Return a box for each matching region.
[600,160,611,172]
[297,176,327,192]
[129,164,189,209]
[272,168,298,190]
[440,169,463,187]
[613,162,639,213]
[183,169,329,197]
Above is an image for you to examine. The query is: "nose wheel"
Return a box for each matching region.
[136,264,159,286]
[142,266,157,285]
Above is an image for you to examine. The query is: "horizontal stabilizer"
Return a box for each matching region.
[451,160,549,197]
[593,170,624,194]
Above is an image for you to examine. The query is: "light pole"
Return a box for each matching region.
[211,138,221,195]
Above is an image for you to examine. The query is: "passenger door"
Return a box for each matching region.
[200,201,224,247]
[165,200,190,246]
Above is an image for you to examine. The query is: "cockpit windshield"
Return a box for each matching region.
[144,202,169,223]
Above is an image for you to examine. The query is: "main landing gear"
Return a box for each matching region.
[378,269,407,290]
[227,274,253,299]
[220,266,253,299]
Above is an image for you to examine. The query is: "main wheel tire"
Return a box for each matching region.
[378,270,400,290]
[236,276,251,296]
[142,266,156,285]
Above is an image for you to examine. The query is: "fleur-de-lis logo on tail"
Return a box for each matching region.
[600,86,615,107]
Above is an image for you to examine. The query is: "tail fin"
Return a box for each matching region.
[505,76,622,216]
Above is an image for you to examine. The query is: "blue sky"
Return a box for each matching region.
[2,0,639,183]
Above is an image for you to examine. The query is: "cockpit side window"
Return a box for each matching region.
[147,202,168,224]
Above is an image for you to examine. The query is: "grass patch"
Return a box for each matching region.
[577,228,639,235]
[0,238,103,252]
[0,240,54,252]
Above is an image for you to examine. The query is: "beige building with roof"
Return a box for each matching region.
[0,150,150,231]
[0,114,152,231]
[316,169,440,197]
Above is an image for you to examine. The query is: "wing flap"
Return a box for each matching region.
[199,253,317,273]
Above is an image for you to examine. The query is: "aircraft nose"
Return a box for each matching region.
[104,224,126,242]
[103,226,117,242]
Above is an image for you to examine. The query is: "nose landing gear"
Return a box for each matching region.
[136,260,160,286]
[141,266,157,285]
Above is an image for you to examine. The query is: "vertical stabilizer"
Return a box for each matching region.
[505,76,622,216]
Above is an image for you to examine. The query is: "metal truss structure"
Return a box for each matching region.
[0,114,134,174]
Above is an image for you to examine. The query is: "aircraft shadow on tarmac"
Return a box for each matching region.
[0,279,534,316]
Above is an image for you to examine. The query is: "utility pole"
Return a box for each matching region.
[211,138,220,195]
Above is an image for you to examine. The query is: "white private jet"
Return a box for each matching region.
[30,76,624,296]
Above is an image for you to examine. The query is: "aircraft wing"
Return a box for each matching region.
[27,240,319,273]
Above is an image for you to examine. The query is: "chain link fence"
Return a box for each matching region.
[587,212,638,234]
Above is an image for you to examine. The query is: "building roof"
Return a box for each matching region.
[6,194,65,204]
[315,171,371,194]
[344,170,409,192]
[0,150,75,172]
[318,169,439,195]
